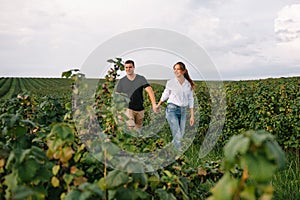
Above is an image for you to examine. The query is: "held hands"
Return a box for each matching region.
[153,104,161,113]
[153,101,162,113]
[152,104,159,113]
[155,104,160,112]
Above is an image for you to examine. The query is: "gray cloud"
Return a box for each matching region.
[0,0,299,79]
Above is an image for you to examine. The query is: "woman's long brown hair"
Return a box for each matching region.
[174,61,195,90]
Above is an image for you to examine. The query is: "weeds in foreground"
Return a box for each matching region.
[272,151,300,199]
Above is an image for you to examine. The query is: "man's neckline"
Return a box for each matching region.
[127,74,137,81]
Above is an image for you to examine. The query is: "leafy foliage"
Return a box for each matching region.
[0,62,297,199]
[208,130,286,200]
[222,78,300,150]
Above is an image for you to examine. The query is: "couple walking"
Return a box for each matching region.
[116,60,194,149]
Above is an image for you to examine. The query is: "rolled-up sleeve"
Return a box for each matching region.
[188,89,194,108]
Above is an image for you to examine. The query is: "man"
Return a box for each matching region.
[115,60,157,130]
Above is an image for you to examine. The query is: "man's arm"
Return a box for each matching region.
[145,86,157,113]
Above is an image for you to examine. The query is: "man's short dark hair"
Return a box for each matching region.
[125,60,135,67]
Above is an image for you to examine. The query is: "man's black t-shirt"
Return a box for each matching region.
[115,74,150,111]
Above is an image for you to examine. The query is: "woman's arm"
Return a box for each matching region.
[157,82,171,108]
[188,87,195,126]
[189,107,194,126]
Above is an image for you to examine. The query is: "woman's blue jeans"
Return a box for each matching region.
[166,103,187,149]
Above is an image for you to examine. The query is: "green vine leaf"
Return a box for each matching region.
[241,154,277,182]
[105,169,129,189]
[223,134,250,169]
[207,173,238,200]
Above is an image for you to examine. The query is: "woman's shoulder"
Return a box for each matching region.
[166,78,177,87]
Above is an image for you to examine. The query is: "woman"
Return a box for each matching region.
[157,62,195,149]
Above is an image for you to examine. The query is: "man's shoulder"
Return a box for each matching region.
[136,74,145,79]
[118,76,128,82]
[135,74,148,82]
[135,74,150,88]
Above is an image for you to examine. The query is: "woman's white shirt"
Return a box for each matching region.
[160,78,194,108]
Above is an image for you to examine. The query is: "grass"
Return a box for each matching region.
[185,143,300,200]
[184,142,223,168]
[272,150,300,199]
[183,143,224,197]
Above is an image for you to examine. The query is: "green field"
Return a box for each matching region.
[0,77,167,100]
[0,77,72,99]
[0,76,299,199]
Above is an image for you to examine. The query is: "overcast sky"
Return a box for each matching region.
[1,0,300,80]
